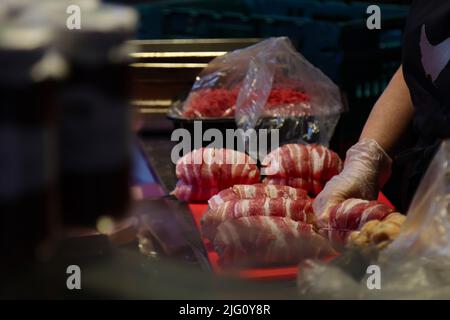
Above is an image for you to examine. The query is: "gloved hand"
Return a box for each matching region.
[313,139,392,226]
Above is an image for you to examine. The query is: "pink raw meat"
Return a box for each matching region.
[326,198,395,247]
[213,216,335,267]
[208,183,309,211]
[172,148,260,202]
[171,181,220,203]
[262,144,342,196]
[201,197,315,241]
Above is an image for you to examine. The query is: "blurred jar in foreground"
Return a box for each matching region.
[54,4,138,227]
[0,24,64,272]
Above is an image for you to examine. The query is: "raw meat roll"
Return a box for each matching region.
[261,144,342,196]
[326,198,395,246]
[213,216,335,267]
[201,197,315,241]
[172,148,260,202]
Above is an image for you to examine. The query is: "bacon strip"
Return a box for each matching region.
[207,183,309,211]
[263,177,325,196]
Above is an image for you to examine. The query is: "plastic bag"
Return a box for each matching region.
[297,253,450,299]
[235,38,343,140]
[177,37,344,146]
[381,140,450,260]
[296,140,450,299]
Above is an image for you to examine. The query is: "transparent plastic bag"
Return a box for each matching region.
[297,254,450,299]
[297,140,450,299]
[382,140,450,260]
[177,40,275,119]
[177,37,344,146]
[235,37,343,139]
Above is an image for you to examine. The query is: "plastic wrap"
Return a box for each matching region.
[174,37,343,146]
[235,38,343,136]
[297,252,450,299]
[297,140,450,299]
[382,140,450,260]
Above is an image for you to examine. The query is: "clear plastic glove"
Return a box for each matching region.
[313,139,392,226]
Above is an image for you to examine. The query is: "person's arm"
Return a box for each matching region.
[313,66,415,223]
[360,66,415,155]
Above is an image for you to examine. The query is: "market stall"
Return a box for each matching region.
[1,0,449,301]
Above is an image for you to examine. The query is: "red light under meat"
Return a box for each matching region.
[326,198,395,247]
[208,183,309,211]
[213,216,335,267]
[172,148,260,202]
[201,197,315,242]
[261,144,342,196]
